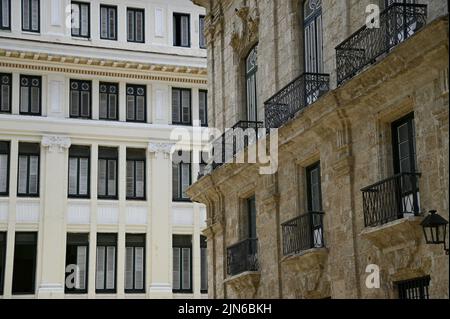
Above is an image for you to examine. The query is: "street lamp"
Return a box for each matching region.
[421,210,449,255]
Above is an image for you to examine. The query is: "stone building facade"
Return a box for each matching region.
[188,0,449,299]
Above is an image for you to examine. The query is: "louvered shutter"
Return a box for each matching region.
[127,95,135,121]
[172,164,179,199]
[79,158,88,196]
[31,0,38,31]
[201,247,207,291]
[0,154,7,193]
[80,4,88,37]
[127,10,134,41]
[22,0,30,30]
[29,155,38,194]
[125,247,133,290]
[1,0,9,28]
[126,160,134,198]
[30,84,40,114]
[108,160,117,196]
[100,7,108,38]
[136,11,143,42]
[199,16,205,48]
[109,8,116,39]
[1,78,10,112]
[135,161,145,198]
[106,246,115,289]
[181,248,191,290]
[20,86,29,113]
[68,158,78,195]
[109,93,117,119]
[181,90,190,124]
[135,247,144,290]
[136,95,145,122]
[96,246,105,289]
[99,92,108,119]
[172,247,180,290]
[81,90,90,117]
[70,90,79,117]
[181,163,190,199]
[76,246,87,290]
[199,91,206,125]
[181,15,189,47]
[97,159,107,196]
[172,90,180,123]
[18,156,28,194]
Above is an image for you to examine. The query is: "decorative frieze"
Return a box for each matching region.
[42,135,71,153]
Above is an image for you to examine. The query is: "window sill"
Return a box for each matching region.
[21,31,41,35]
[71,36,92,41]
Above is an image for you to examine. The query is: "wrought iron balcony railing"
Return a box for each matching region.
[336,3,427,86]
[281,212,325,256]
[227,238,259,276]
[264,73,330,129]
[361,172,421,228]
[212,120,264,170]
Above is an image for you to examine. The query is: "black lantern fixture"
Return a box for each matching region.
[421,210,449,255]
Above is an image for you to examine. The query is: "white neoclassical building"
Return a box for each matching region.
[0,0,209,299]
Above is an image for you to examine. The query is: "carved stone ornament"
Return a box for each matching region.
[230,6,260,54]
[148,142,175,156]
[41,135,71,153]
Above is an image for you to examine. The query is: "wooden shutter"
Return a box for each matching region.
[127,10,134,41]
[22,0,30,30]
[181,90,190,124]
[70,90,79,117]
[0,154,7,193]
[126,160,134,198]
[181,163,190,199]
[181,15,189,47]
[28,155,39,194]
[172,247,180,290]
[125,247,133,290]
[199,16,205,48]
[199,91,207,125]
[108,160,117,196]
[109,92,117,119]
[68,158,78,195]
[135,247,144,290]
[1,0,10,28]
[96,246,105,289]
[99,92,108,119]
[127,95,135,121]
[97,159,107,196]
[81,90,90,117]
[79,158,89,196]
[109,7,116,39]
[1,75,10,112]
[201,247,207,291]
[181,248,191,290]
[135,10,143,42]
[100,6,108,38]
[80,4,88,37]
[20,85,29,113]
[31,0,38,31]
[172,163,179,199]
[135,161,145,198]
[30,84,40,114]
[76,246,87,290]
[18,156,28,194]
[172,89,180,123]
[136,95,145,122]
[106,246,115,289]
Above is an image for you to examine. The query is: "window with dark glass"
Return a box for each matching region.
[17,143,39,197]
[306,162,322,212]
[173,13,190,47]
[199,15,206,49]
[200,235,208,294]
[126,84,146,123]
[127,8,144,43]
[246,196,257,240]
[99,82,118,121]
[172,151,191,201]
[100,5,117,40]
[70,80,91,119]
[125,234,145,293]
[96,234,117,293]
[12,232,37,295]
[65,233,89,294]
[20,75,41,116]
[173,235,192,293]
[127,149,145,200]
[0,141,9,196]
[71,1,90,38]
[396,276,430,299]
[68,146,90,198]
[245,46,258,122]
[0,0,10,30]
[22,0,39,32]
[172,88,191,126]
[0,73,12,113]
[98,147,118,200]
[392,113,417,175]
[0,232,6,295]
[199,90,208,127]
[304,0,323,73]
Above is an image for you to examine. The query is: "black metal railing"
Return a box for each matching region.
[281,212,325,256]
[361,172,421,228]
[212,120,264,169]
[226,238,259,276]
[264,73,330,129]
[336,3,427,86]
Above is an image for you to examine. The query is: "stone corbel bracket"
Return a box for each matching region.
[224,271,261,299]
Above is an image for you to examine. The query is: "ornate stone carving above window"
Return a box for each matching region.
[230,6,260,56]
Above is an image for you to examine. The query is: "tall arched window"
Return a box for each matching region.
[304,0,323,73]
[245,45,258,122]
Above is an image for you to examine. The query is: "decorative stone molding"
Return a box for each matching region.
[148,142,175,159]
[230,5,260,55]
[281,248,329,273]
[224,271,261,299]
[42,135,71,153]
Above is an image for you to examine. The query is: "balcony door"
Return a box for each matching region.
[306,162,323,248]
[392,113,419,216]
[303,0,323,74]
[245,46,258,122]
